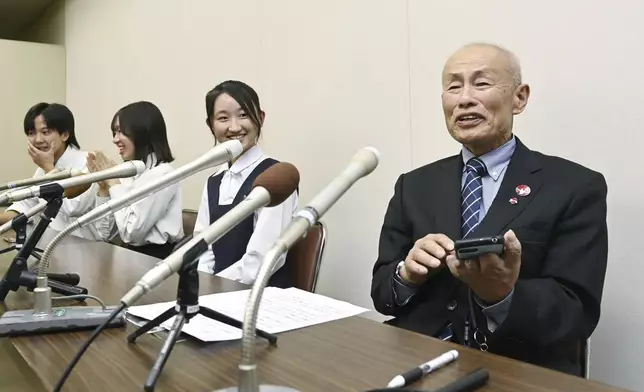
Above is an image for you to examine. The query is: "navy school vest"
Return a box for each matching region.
[207,158,293,288]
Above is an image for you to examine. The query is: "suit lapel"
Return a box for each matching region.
[431,155,463,241]
[476,139,543,236]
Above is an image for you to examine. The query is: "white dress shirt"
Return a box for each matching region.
[6,146,104,241]
[93,154,184,246]
[194,145,299,284]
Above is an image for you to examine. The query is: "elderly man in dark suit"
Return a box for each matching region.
[371,42,608,377]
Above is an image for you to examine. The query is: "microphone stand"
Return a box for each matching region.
[127,247,278,392]
[0,211,45,259]
[0,196,87,302]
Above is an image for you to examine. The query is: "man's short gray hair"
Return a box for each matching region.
[461,42,523,87]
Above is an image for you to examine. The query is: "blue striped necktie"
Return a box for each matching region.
[461,158,487,238]
[437,158,488,343]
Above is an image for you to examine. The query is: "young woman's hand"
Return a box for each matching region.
[87,151,120,195]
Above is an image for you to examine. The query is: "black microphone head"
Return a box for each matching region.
[252,162,300,207]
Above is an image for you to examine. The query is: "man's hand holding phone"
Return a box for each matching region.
[446,230,523,304]
[400,234,455,286]
[400,230,523,304]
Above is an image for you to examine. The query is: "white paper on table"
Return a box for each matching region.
[124,300,243,342]
[126,287,368,342]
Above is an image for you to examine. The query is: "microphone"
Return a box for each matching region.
[217,146,380,392]
[0,168,88,192]
[0,200,47,236]
[120,161,300,307]
[31,140,243,315]
[0,161,146,204]
[49,159,297,392]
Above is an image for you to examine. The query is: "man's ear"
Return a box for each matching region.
[512,84,530,115]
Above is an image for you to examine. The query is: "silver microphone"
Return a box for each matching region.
[0,161,146,205]
[41,158,293,392]
[33,140,244,316]
[0,168,88,192]
[120,162,300,307]
[0,200,47,236]
[215,147,380,392]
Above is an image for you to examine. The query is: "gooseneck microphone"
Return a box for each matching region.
[120,161,300,307]
[0,200,47,236]
[34,140,244,315]
[0,159,150,332]
[215,147,381,392]
[52,160,299,392]
[0,161,146,205]
[0,167,88,192]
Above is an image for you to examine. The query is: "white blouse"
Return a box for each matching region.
[93,154,184,246]
[7,146,104,241]
[194,145,299,284]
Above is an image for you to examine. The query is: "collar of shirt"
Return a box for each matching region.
[216,145,265,205]
[223,145,264,177]
[115,154,161,185]
[127,153,159,180]
[461,135,516,181]
[55,145,79,170]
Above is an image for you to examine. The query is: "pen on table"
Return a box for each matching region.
[387,349,459,388]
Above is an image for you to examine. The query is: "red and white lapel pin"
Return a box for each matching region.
[515,184,531,197]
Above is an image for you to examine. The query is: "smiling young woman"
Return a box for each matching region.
[192,80,298,287]
[85,101,184,259]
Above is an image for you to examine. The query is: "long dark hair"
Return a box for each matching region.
[111,101,174,165]
[204,80,263,138]
[24,102,80,149]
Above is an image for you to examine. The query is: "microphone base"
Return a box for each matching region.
[0,256,87,302]
[0,245,43,259]
[212,387,301,392]
[129,257,279,392]
[0,305,126,337]
[0,196,85,302]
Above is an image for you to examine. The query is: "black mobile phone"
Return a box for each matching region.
[454,235,505,259]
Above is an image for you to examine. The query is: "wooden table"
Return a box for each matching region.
[0,230,629,392]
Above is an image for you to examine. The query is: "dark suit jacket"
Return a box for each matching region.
[371,137,608,376]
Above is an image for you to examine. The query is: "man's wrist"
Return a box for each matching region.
[395,261,417,287]
[475,287,513,305]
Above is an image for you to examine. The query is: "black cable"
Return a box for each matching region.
[52,302,126,392]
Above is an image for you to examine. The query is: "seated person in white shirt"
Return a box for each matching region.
[0,102,103,240]
[194,80,299,287]
[85,101,184,259]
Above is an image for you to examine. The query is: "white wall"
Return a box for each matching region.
[256,0,411,318]
[0,39,66,182]
[60,0,409,325]
[24,0,644,390]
